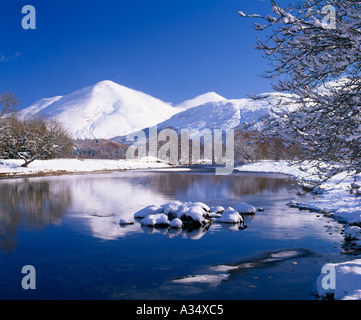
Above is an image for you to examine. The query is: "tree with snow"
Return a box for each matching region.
[0,91,19,137]
[0,92,19,118]
[240,0,361,185]
[0,92,19,167]
[0,116,73,167]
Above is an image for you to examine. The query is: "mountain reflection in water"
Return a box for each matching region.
[0,171,296,252]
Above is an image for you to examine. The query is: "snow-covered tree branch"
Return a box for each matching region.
[0,92,19,119]
[0,116,73,168]
[240,0,361,186]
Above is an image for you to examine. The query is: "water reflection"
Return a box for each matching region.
[140,224,213,240]
[0,179,72,252]
[124,171,294,200]
[64,171,298,241]
[0,171,299,250]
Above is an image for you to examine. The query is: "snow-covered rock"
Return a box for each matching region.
[233,202,257,215]
[344,226,361,241]
[170,218,183,229]
[210,206,225,214]
[141,214,170,227]
[162,201,183,216]
[134,201,214,230]
[317,259,361,300]
[175,203,190,219]
[186,202,211,213]
[134,205,164,219]
[134,200,253,229]
[334,208,361,225]
[118,219,134,226]
[215,207,244,224]
[184,206,208,224]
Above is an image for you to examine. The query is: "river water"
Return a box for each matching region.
[0,168,351,300]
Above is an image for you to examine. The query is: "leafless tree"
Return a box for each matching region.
[0,92,19,118]
[0,116,74,167]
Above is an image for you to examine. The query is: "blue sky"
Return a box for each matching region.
[0,0,288,109]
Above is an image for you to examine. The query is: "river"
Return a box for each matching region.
[0,168,350,299]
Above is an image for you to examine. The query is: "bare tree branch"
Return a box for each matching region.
[240,0,361,186]
[0,92,19,118]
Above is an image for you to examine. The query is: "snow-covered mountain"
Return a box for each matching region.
[20,80,178,140]
[110,92,291,145]
[21,80,288,141]
[174,92,226,111]
[155,92,287,133]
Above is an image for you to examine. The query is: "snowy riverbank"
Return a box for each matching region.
[236,160,361,221]
[236,160,361,300]
[0,158,172,177]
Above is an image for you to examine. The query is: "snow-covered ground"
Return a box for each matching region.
[236,160,361,300]
[236,160,361,217]
[0,157,172,177]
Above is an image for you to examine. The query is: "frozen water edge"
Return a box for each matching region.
[236,160,361,300]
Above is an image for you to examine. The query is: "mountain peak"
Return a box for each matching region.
[199,92,225,99]
[21,81,177,140]
[91,80,128,91]
[176,92,226,111]
[94,80,118,87]
[90,80,132,93]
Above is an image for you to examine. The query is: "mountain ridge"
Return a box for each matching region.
[20,80,286,141]
[20,80,178,140]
